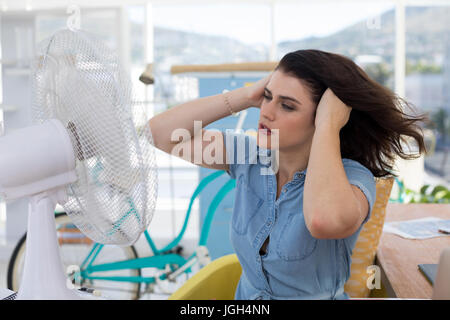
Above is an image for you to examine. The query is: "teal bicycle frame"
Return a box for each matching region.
[389,177,406,203]
[74,170,236,286]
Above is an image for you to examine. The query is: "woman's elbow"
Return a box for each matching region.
[307,215,332,239]
[307,210,359,240]
[147,119,168,151]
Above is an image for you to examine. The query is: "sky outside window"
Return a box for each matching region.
[147,2,394,45]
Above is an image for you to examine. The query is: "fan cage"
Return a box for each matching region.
[31,29,158,245]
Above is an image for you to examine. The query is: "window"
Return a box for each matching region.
[151,3,271,110]
[404,6,450,185]
[275,2,395,90]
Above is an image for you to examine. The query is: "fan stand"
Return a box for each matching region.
[16,190,81,300]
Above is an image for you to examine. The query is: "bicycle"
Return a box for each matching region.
[7,170,236,299]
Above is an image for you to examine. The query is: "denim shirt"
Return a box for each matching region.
[222,130,376,300]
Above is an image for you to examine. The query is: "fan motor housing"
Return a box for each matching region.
[0,119,77,201]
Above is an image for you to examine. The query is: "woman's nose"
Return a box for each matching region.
[261,101,276,121]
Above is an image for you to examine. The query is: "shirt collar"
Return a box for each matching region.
[258,146,307,181]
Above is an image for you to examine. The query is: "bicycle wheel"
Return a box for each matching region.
[7,212,141,300]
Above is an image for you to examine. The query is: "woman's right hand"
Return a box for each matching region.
[246,72,273,108]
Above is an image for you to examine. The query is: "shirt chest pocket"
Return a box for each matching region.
[231,176,264,235]
[276,212,318,261]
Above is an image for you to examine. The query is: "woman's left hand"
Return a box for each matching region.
[315,88,352,132]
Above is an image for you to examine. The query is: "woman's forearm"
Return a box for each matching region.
[148,87,250,152]
[303,122,361,238]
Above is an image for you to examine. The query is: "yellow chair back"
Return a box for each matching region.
[344,177,394,297]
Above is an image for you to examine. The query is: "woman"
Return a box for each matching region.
[148,49,427,299]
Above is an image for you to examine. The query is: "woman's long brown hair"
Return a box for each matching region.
[276,49,428,178]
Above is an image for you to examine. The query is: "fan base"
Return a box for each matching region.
[16,192,84,300]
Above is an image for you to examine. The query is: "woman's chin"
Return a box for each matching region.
[257,127,280,147]
[257,133,274,150]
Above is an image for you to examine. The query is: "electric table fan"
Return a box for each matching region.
[0,29,158,299]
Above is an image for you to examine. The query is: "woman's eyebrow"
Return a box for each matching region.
[264,87,301,105]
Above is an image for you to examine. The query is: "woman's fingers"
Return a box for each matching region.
[248,72,273,108]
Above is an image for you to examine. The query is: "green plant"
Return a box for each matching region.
[389,178,450,203]
[401,182,450,204]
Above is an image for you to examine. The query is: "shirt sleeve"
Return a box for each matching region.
[342,159,377,225]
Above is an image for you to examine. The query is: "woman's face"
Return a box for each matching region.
[257,70,316,152]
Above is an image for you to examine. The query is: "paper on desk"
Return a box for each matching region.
[383,217,450,239]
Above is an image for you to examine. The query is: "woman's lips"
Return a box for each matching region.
[258,123,272,135]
